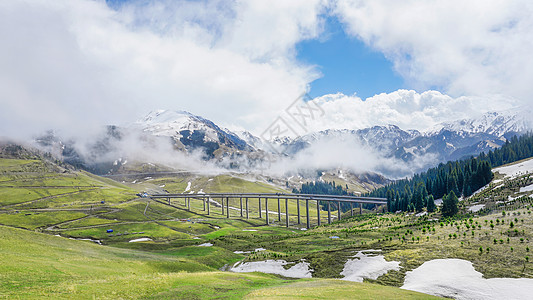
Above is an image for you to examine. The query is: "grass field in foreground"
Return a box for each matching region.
[0,225,439,299]
[245,279,441,300]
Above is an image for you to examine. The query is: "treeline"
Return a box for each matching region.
[368,132,533,214]
[479,133,533,167]
[293,181,368,212]
[294,180,350,196]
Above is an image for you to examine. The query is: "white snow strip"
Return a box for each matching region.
[184,182,191,192]
[493,158,533,179]
[70,238,102,245]
[471,182,491,196]
[402,259,533,300]
[234,250,251,254]
[494,184,504,189]
[230,260,313,278]
[198,243,213,247]
[415,211,427,217]
[468,204,485,213]
[129,238,152,243]
[341,251,401,282]
[254,248,266,252]
[243,229,257,232]
[434,199,443,206]
[519,184,533,193]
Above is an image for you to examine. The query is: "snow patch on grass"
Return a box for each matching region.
[340,250,401,282]
[468,204,485,213]
[401,258,533,300]
[184,182,191,192]
[519,184,533,193]
[129,238,152,243]
[493,158,533,179]
[230,259,313,278]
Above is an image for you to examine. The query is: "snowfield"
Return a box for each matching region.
[184,181,191,192]
[230,260,313,278]
[340,250,401,282]
[468,204,485,213]
[401,259,533,300]
[519,184,533,193]
[493,158,533,179]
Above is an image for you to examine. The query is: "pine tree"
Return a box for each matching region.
[427,195,436,213]
[442,191,458,217]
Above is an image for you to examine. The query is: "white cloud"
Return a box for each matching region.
[1,0,531,151]
[0,0,326,140]
[335,0,533,104]
[306,89,518,132]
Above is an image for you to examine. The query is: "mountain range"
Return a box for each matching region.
[33,107,532,181]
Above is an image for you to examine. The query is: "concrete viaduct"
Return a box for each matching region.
[149,193,387,229]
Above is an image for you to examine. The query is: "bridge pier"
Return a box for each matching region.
[265,198,269,225]
[306,199,310,229]
[297,199,301,225]
[149,193,387,228]
[285,198,289,227]
[277,198,281,222]
[245,198,249,219]
[328,202,331,224]
[316,199,321,226]
[226,197,230,218]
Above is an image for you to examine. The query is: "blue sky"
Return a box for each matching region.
[296,16,404,100]
[2,0,529,139]
[106,0,405,100]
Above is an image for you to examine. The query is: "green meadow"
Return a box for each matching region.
[2,156,533,298]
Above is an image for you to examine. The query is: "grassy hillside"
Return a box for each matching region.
[0,156,445,299]
[0,225,283,299]
[0,225,439,299]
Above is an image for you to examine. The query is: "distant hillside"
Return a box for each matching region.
[369,132,533,213]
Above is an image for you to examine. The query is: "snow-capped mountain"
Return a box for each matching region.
[133,110,252,157]
[249,109,531,173]
[430,107,532,137]
[32,107,531,178]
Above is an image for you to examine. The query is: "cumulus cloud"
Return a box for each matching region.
[334,0,533,103]
[0,0,326,140]
[305,89,519,132]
